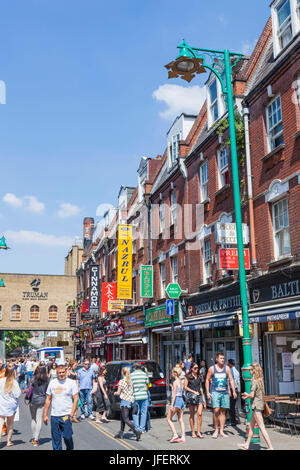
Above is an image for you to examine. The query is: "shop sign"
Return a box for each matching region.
[93,325,105,341]
[140,265,153,298]
[117,225,133,299]
[145,303,179,328]
[238,314,254,336]
[69,313,77,328]
[215,223,249,245]
[108,300,124,312]
[187,283,241,316]
[268,321,284,332]
[249,269,300,304]
[89,265,100,316]
[102,282,117,314]
[104,318,124,337]
[80,328,93,341]
[122,311,145,338]
[219,248,250,270]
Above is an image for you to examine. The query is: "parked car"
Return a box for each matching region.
[105,360,167,419]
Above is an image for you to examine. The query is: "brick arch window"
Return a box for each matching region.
[30,305,40,321]
[48,305,58,322]
[11,304,21,321]
[66,306,74,322]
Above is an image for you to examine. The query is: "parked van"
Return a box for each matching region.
[36,347,65,365]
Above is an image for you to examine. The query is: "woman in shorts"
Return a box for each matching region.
[166,367,186,443]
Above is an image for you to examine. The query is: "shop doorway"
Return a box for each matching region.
[204,339,240,370]
[162,342,185,389]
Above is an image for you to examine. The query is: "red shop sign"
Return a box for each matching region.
[102,282,117,313]
[219,248,250,270]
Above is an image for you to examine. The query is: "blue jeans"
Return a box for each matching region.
[18,376,25,392]
[51,416,73,450]
[132,399,148,432]
[26,371,33,386]
[79,389,92,416]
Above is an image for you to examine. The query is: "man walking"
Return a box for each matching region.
[205,352,237,438]
[43,363,78,450]
[26,357,34,387]
[77,359,95,420]
[131,363,149,433]
[228,359,241,426]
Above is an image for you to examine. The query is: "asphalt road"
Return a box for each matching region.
[0,398,145,451]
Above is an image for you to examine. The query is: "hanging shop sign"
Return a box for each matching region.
[104,318,124,337]
[117,225,133,299]
[140,265,153,298]
[145,303,179,328]
[81,298,92,321]
[102,282,117,314]
[92,324,105,341]
[69,312,77,328]
[238,313,254,336]
[215,223,249,245]
[122,311,146,339]
[108,300,124,312]
[80,327,93,342]
[219,248,250,270]
[89,265,100,316]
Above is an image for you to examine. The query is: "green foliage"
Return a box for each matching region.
[5,330,32,355]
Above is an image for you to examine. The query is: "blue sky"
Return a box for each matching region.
[0,0,270,275]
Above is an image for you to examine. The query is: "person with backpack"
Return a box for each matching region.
[29,365,50,447]
[18,360,26,393]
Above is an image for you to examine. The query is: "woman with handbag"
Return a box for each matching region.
[114,367,141,441]
[94,366,110,423]
[67,360,80,423]
[238,363,274,450]
[0,362,21,447]
[166,367,186,443]
[29,365,49,447]
[184,362,206,439]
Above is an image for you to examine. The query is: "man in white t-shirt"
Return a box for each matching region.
[43,364,79,450]
[26,358,34,386]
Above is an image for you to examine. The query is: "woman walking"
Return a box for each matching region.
[114,367,141,441]
[184,362,206,439]
[94,366,110,423]
[166,367,186,443]
[48,362,57,381]
[0,362,21,447]
[67,360,80,422]
[238,363,274,450]
[29,365,49,447]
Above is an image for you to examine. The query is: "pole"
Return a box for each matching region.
[224,50,259,442]
[171,314,175,368]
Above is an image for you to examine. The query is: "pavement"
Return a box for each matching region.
[1,398,299,450]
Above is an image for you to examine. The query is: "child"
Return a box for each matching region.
[166,367,186,443]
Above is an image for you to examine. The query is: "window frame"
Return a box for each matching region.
[200,160,209,202]
[160,262,166,298]
[171,256,178,284]
[272,198,291,259]
[202,238,212,284]
[10,304,21,321]
[266,95,284,152]
[170,189,177,226]
[277,0,293,49]
[0,306,2,321]
[217,147,229,189]
[159,203,165,235]
[29,305,40,322]
[48,305,58,322]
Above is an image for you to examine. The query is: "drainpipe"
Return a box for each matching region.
[243,107,257,267]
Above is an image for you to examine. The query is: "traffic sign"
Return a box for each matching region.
[166,299,175,316]
[166,283,182,299]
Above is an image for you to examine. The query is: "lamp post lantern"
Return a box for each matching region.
[165,40,259,442]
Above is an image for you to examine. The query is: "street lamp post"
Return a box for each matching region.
[165,40,259,442]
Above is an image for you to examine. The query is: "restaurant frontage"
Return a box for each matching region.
[120,309,148,360]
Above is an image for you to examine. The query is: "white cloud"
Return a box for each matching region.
[96,203,114,218]
[153,84,206,120]
[3,193,23,208]
[241,41,255,56]
[24,196,45,214]
[218,14,228,25]
[57,203,81,219]
[5,230,73,247]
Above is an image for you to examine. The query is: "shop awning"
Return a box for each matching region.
[119,338,144,345]
[151,326,183,334]
[248,304,300,324]
[181,313,237,331]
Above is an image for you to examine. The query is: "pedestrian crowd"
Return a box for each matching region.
[0,352,274,450]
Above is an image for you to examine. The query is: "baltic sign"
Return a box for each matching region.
[140,265,153,298]
[219,248,250,270]
[89,265,100,317]
[117,225,133,299]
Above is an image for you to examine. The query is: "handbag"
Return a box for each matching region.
[24,383,34,404]
[263,402,272,418]
[185,391,200,405]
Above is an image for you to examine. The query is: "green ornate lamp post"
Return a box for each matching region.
[0,236,9,250]
[165,40,259,442]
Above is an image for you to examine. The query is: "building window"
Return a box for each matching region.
[0,306,2,321]
[66,306,74,322]
[160,263,166,298]
[272,198,291,259]
[297,0,300,19]
[171,133,181,164]
[209,79,219,123]
[171,256,178,284]
[266,96,284,151]
[30,305,40,321]
[277,0,292,49]
[203,239,212,284]
[139,220,144,249]
[218,148,229,188]
[48,305,58,322]
[170,190,177,226]
[200,160,208,202]
[10,304,21,321]
[159,204,165,234]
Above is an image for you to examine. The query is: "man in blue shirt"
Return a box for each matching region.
[77,359,95,420]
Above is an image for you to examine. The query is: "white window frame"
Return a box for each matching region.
[160,263,166,298]
[170,189,177,226]
[209,79,219,124]
[159,203,165,234]
[200,160,208,202]
[266,95,284,151]
[202,238,212,284]
[272,198,291,259]
[217,148,229,189]
[171,256,178,284]
[29,305,40,322]
[48,305,58,322]
[10,304,21,321]
[272,0,300,57]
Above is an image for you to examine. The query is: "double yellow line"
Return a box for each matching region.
[88,420,139,451]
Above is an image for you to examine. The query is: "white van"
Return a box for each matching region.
[37,347,65,365]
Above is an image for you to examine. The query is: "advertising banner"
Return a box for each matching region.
[89,265,100,316]
[140,265,153,298]
[219,248,250,270]
[117,225,132,299]
[102,282,117,314]
[108,300,124,312]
